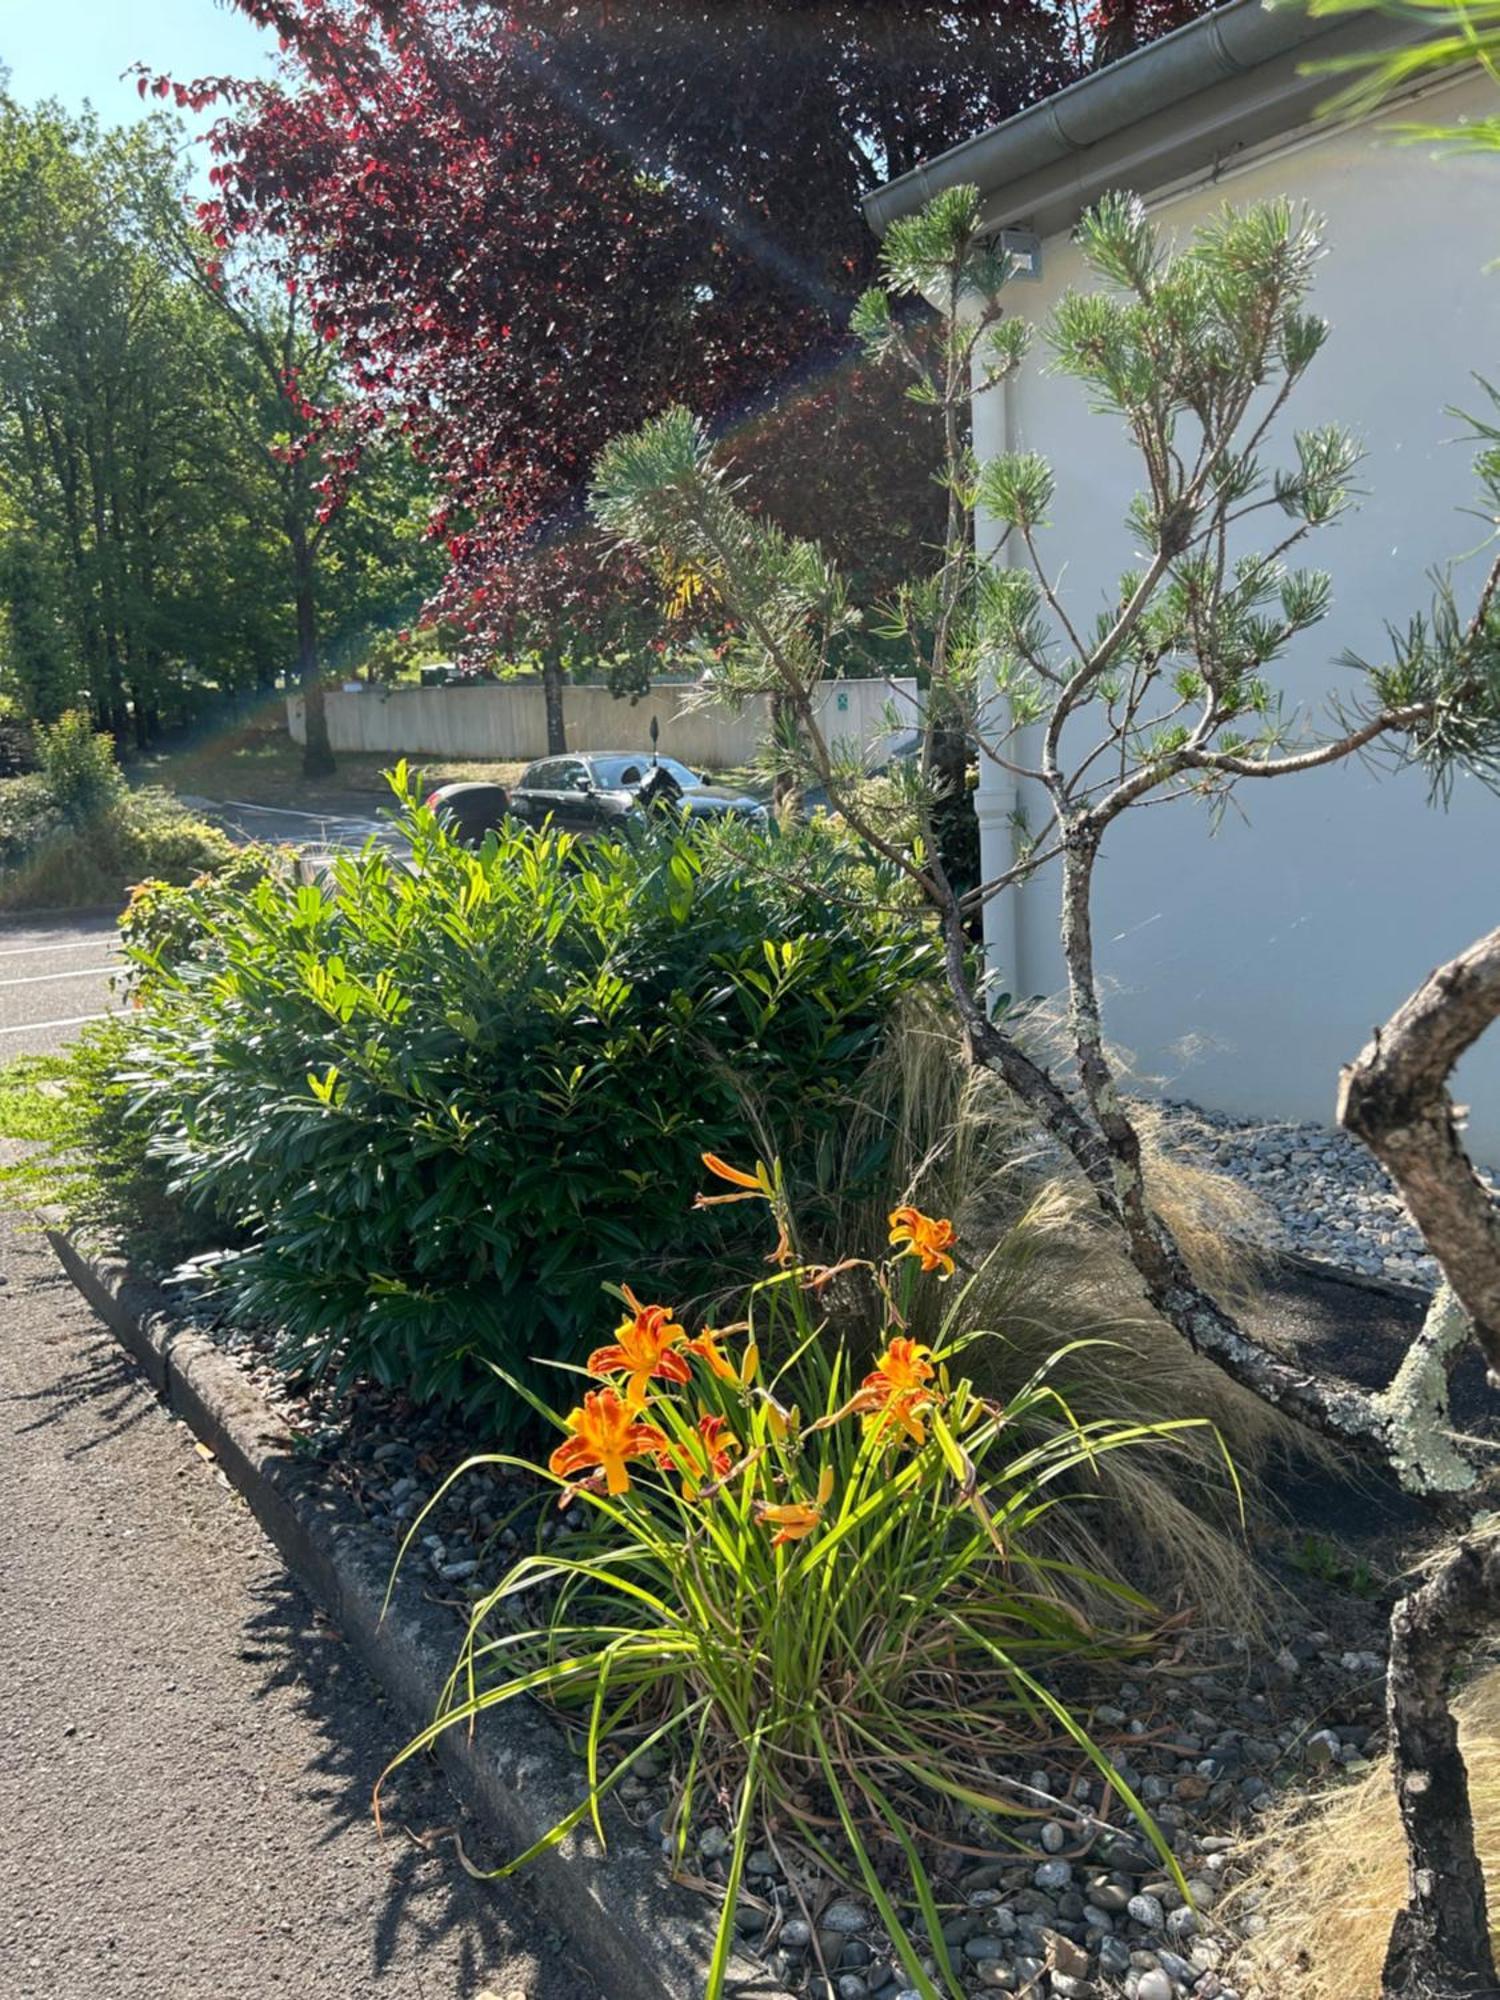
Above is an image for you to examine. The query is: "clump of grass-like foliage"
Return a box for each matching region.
[384,1158,1228,2000]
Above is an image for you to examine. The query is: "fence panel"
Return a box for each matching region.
[286,678,918,769]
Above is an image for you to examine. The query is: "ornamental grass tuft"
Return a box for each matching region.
[385,1160,1227,2000]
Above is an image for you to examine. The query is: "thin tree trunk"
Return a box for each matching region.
[1059,826,1169,1279]
[1382,1531,1500,2000]
[542,647,567,755]
[942,900,1482,1482]
[294,525,335,780]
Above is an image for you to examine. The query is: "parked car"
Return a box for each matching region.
[425,754,766,847]
[422,780,514,845]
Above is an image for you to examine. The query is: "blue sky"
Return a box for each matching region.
[1,0,276,129]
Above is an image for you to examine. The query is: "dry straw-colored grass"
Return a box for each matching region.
[1232,1664,1500,2000]
[781,1000,1308,1632]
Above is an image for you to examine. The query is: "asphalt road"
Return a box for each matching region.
[203,797,400,852]
[0,1210,600,2000]
[0,912,122,1060]
[0,801,403,1063]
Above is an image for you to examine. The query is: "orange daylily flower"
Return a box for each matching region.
[587,1284,690,1409]
[668,1413,741,1500]
[549,1388,669,1497]
[888,1204,958,1278]
[685,1327,740,1383]
[756,1463,835,1547]
[855,1336,939,1445]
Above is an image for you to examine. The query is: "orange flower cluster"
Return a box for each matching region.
[546,1164,960,1544]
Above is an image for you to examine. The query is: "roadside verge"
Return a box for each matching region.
[46,1226,792,2000]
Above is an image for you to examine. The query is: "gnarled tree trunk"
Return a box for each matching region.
[1336,927,1500,1998]
[1382,1532,1500,2000]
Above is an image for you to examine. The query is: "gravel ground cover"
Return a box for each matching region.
[1154,1099,1500,1291]
[156,1257,1403,2000]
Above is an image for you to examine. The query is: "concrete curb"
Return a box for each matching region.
[47,1228,792,2000]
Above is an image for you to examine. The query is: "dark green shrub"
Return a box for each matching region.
[116,792,941,1426]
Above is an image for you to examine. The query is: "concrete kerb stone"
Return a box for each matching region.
[46,1227,795,2000]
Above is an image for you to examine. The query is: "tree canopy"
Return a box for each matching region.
[0,95,443,746]
[193,0,1204,655]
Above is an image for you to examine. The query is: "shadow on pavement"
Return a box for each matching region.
[0,1310,157,1458]
[239,1571,600,1999]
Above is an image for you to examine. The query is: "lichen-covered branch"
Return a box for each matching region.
[1373,1283,1480,1497]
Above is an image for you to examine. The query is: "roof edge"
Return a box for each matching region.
[863,1,1414,237]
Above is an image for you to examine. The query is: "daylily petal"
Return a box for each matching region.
[585,1342,631,1378]
[702,1152,765,1191]
[686,1329,739,1382]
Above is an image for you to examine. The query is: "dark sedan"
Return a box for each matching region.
[426,753,765,846]
[505,753,765,834]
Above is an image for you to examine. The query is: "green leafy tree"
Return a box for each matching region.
[0,101,244,739]
[0,96,441,760]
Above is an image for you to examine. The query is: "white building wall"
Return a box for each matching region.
[973,79,1500,1155]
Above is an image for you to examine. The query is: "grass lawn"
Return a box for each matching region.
[132,710,524,816]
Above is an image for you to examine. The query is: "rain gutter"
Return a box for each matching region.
[863,1,1431,242]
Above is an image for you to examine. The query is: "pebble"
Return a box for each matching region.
[1041,1820,1068,1853]
[1127,1893,1165,1931]
[837,1979,868,2000]
[1090,1883,1131,1914]
[1035,1861,1073,1892]
[1135,1973,1175,2000]
[1098,1937,1133,1977]
[821,1898,870,1935]
[1304,1728,1341,1769]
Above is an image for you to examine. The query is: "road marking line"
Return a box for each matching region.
[0,1010,112,1036]
[221,798,372,823]
[0,938,116,960]
[0,965,117,989]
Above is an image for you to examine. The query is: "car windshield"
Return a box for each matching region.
[865,728,921,770]
[590,755,702,790]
